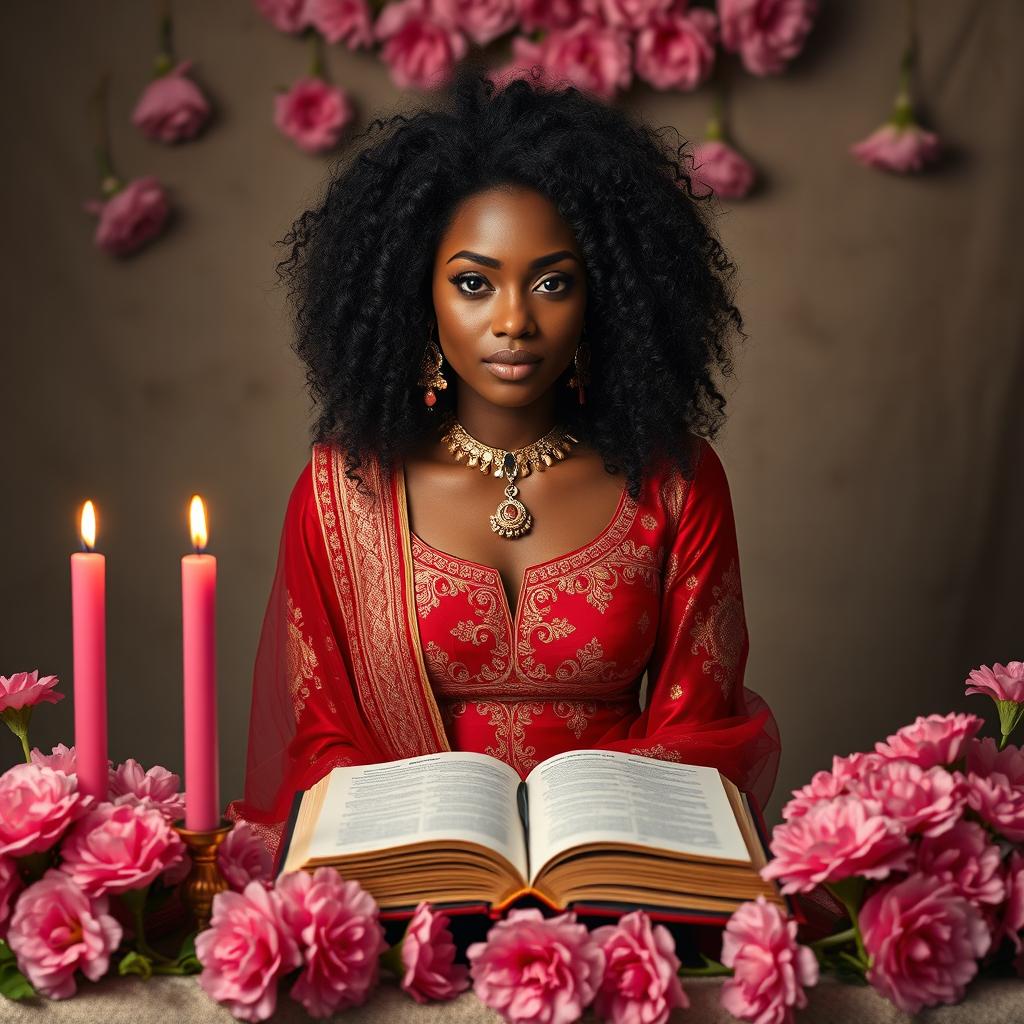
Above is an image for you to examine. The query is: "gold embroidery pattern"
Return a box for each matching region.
[630,742,682,763]
[440,699,468,731]
[669,683,683,701]
[474,701,545,776]
[641,513,657,531]
[411,560,472,619]
[689,558,746,700]
[686,575,698,589]
[637,609,651,636]
[286,593,326,718]
[553,700,598,739]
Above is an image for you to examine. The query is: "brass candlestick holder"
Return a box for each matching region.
[173,818,233,931]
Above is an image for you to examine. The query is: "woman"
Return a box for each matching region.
[229,67,781,864]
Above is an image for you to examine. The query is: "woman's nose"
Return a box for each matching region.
[491,288,536,338]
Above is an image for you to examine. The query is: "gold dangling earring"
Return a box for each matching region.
[567,337,590,406]
[417,321,448,410]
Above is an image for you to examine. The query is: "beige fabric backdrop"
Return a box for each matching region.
[1,1,1021,825]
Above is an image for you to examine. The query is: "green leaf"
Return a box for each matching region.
[174,932,201,974]
[0,941,36,1001]
[118,950,154,981]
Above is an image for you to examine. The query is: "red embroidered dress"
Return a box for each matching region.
[229,437,780,863]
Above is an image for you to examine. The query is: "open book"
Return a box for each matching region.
[279,748,783,918]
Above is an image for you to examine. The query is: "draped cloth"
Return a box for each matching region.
[228,438,781,867]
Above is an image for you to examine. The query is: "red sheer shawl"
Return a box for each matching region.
[228,443,781,865]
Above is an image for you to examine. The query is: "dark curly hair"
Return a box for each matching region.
[275,62,745,501]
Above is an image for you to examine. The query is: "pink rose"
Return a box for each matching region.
[218,822,274,892]
[965,771,1024,843]
[599,0,672,31]
[517,0,600,32]
[967,737,1024,785]
[0,856,21,936]
[0,670,63,712]
[635,8,717,91]
[875,712,984,769]
[591,910,688,1024]
[374,0,468,91]
[276,867,386,1017]
[859,874,990,1015]
[307,0,374,47]
[849,121,940,174]
[274,77,355,154]
[397,900,470,1003]
[59,801,186,896]
[30,742,78,775]
[7,870,122,1000]
[253,0,312,33]
[915,820,1006,910]
[965,661,1024,704]
[468,908,605,1024]
[781,751,884,820]
[851,761,965,838]
[720,895,819,1024]
[82,176,171,257]
[718,0,817,76]
[0,763,88,857]
[433,0,518,46]
[108,758,185,821]
[196,881,301,1022]
[689,140,756,199]
[999,851,1024,953]
[528,23,633,102]
[131,60,211,143]
[761,796,912,894]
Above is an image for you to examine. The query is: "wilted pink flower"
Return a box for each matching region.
[30,743,78,776]
[599,0,671,31]
[7,870,122,1000]
[307,0,374,46]
[860,874,990,1015]
[966,661,1024,703]
[850,120,940,174]
[781,751,884,820]
[761,796,912,894]
[108,758,185,821]
[253,0,312,33]
[131,60,211,143]
[433,0,518,46]
[277,867,386,1017]
[197,881,301,1022]
[374,0,468,91]
[468,908,605,1024]
[59,800,186,896]
[720,895,818,1024]
[718,0,817,76]
[517,0,600,32]
[689,139,756,199]
[82,176,171,257]
[966,737,1024,786]
[218,822,274,892]
[875,712,984,769]
[965,771,1024,843]
[0,763,88,857]
[852,761,966,838]
[999,851,1024,953]
[915,820,1006,910]
[274,77,355,154]
[0,671,63,712]
[0,856,21,936]
[398,901,470,1003]
[592,910,687,1024]
[635,8,717,91]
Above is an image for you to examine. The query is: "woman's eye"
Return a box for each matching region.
[536,276,570,295]
[451,273,490,296]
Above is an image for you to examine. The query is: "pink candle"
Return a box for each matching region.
[71,500,108,801]
[182,495,219,830]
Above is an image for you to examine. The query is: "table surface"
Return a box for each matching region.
[4,975,1022,1023]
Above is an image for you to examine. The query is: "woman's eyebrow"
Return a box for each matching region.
[446,249,579,270]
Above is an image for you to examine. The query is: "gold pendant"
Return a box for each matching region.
[489,453,532,539]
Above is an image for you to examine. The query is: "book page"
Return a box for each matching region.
[306,751,528,879]
[525,749,750,883]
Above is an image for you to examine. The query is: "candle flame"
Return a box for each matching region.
[189,495,208,552]
[80,501,97,551]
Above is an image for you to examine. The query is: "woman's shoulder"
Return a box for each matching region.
[645,434,733,529]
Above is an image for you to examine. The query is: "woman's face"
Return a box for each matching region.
[431,186,587,409]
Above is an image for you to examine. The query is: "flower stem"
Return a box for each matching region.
[1,707,34,763]
[679,962,733,977]
[308,29,324,79]
[92,72,121,196]
[811,926,858,953]
[120,887,173,965]
[825,880,869,971]
[155,0,174,76]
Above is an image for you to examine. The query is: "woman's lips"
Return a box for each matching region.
[483,361,541,381]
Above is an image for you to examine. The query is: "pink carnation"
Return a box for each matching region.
[965,661,1024,703]
[599,0,672,31]
[218,822,274,892]
[689,140,756,200]
[527,22,633,102]
[82,176,171,257]
[781,751,884,820]
[108,758,185,821]
[274,77,355,154]
[307,0,374,47]
[131,60,211,143]
[875,712,984,769]
[849,121,940,174]
[720,895,818,1024]
[517,0,600,32]
[277,867,386,1017]
[761,796,912,894]
[852,761,966,838]
[59,800,186,897]
[860,874,990,1015]
[374,0,468,91]
[253,0,312,33]
[7,870,122,1000]
[0,763,88,857]
[915,820,1006,910]
[965,771,1024,843]
[0,856,21,936]
[30,742,78,776]
[967,737,1024,785]
[398,901,470,1003]
[468,908,605,1024]
[433,0,518,46]
[196,881,301,1022]
[0,670,63,712]
[592,910,688,1024]
[999,851,1024,953]
[718,0,817,76]
[635,8,717,91]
